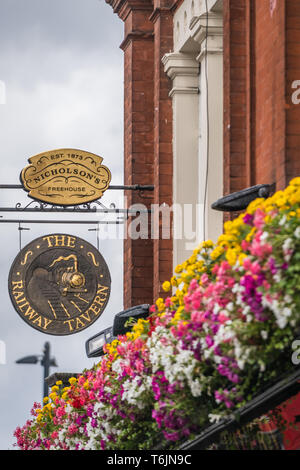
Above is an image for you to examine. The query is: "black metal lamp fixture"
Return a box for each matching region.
[85,304,150,358]
[16,342,58,399]
[211,184,276,212]
[86,326,115,358]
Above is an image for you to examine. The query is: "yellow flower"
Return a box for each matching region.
[289,189,300,206]
[83,380,90,390]
[202,240,214,249]
[69,377,77,385]
[55,380,62,386]
[49,392,57,401]
[246,198,264,215]
[43,397,49,403]
[162,281,171,292]
[289,177,300,187]
[238,253,247,265]
[210,246,224,261]
[62,392,69,401]
[264,215,272,224]
[51,385,59,393]
[245,227,257,242]
[44,403,53,413]
[225,248,238,266]
[175,264,183,274]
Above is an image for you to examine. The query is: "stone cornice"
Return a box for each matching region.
[162,52,199,96]
[190,11,223,46]
[105,0,153,21]
[162,52,199,79]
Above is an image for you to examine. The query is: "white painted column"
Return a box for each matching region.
[191,11,224,243]
[162,53,200,268]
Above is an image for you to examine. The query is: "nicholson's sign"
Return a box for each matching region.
[20,149,111,206]
[8,234,111,335]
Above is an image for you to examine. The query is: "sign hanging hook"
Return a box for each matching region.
[88,222,100,251]
[18,222,30,251]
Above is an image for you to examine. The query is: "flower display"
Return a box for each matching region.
[14,178,300,450]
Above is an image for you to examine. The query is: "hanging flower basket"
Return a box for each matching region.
[14,178,300,450]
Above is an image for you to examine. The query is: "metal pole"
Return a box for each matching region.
[0,184,154,191]
[42,342,50,399]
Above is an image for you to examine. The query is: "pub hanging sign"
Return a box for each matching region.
[8,234,111,335]
[20,148,112,206]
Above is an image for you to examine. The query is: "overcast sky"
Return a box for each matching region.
[0,0,124,449]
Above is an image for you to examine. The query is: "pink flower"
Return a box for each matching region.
[253,208,266,230]
[68,424,78,436]
[241,240,250,251]
[191,311,205,323]
[56,406,66,418]
[219,313,230,324]
[250,261,261,275]
[135,359,144,373]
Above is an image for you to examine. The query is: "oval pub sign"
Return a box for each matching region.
[20,149,111,206]
[8,234,111,335]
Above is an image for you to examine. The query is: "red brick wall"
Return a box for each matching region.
[286,0,300,184]
[224,0,300,201]
[223,0,251,198]
[254,0,286,189]
[122,32,155,308]
[151,2,174,300]
[106,0,177,307]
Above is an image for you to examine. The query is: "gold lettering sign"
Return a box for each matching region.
[20,149,112,206]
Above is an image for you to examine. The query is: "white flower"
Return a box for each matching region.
[294,226,300,239]
[259,362,266,372]
[261,232,269,241]
[283,237,293,253]
[261,330,268,340]
[279,215,287,226]
[284,295,293,304]
[283,307,292,318]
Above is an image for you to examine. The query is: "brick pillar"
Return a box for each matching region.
[150,1,174,300]
[286,0,300,184]
[253,0,286,189]
[106,0,155,308]
[223,0,252,199]
[223,0,295,200]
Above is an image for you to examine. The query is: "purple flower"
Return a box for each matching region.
[268,257,277,275]
[243,213,254,225]
[206,335,214,348]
